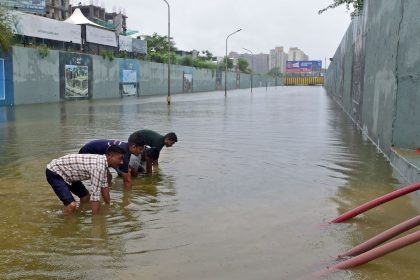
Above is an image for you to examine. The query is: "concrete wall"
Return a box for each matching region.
[13,47,60,104]
[325,0,420,155]
[6,46,276,106]
[92,54,119,99]
[393,0,420,148]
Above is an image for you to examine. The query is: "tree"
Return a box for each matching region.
[0,7,14,52]
[219,56,234,71]
[237,58,249,73]
[201,50,213,60]
[318,0,363,17]
[144,32,177,57]
[180,55,193,66]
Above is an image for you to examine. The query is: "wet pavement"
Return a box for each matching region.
[1,86,420,280]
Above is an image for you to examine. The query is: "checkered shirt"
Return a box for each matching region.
[47,154,108,202]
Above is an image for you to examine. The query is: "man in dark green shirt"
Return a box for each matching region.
[129,129,177,175]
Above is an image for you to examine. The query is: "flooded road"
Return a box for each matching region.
[1,87,420,280]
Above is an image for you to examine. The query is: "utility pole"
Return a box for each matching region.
[225,28,242,97]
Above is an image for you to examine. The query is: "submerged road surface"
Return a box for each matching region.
[0,87,419,280]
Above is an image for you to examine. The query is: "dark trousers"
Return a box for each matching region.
[46,169,89,205]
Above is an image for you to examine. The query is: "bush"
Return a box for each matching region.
[37,44,49,58]
[100,50,114,61]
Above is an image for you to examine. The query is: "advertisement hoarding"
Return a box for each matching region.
[59,52,93,100]
[119,35,132,52]
[1,0,45,14]
[119,59,140,96]
[132,38,147,54]
[286,60,322,73]
[10,11,81,44]
[86,25,117,47]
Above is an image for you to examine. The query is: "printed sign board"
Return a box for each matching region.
[10,11,81,43]
[132,38,147,54]
[286,60,322,73]
[119,35,132,52]
[59,52,93,100]
[86,25,117,47]
[1,0,46,14]
[119,59,140,96]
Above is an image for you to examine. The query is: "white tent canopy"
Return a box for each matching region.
[64,8,103,28]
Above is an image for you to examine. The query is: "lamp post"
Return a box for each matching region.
[225,28,242,97]
[163,0,171,105]
[242,47,253,93]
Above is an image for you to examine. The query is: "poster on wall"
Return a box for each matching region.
[236,72,240,88]
[0,59,4,100]
[215,70,222,90]
[59,52,92,100]
[119,59,140,96]
[183,70,193,93]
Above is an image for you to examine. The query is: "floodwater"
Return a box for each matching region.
[1,87,420,280]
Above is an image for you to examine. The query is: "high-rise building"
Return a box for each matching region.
[269,46,287,73]
[45,0,71,20]
[288,47,308,61]
[252,53,269,74]
[230,50,270,74]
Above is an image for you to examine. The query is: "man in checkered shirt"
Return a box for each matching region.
[46,145,126,214]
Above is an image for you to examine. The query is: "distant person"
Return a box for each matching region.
[79,132,144,191]
[129,129,177,173]
[45,145,126,215]
[130,147,160,176]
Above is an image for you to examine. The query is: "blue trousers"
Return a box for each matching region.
[45,169,89,206]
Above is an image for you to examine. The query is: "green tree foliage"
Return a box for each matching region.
[319,0,363,16]
[237,58,249,73]
[219,56,234,71]
[180,55,193,66]
[178,55,216,70]
[201,50,213,60]
[144,32,177,63]
[0,7,14,52]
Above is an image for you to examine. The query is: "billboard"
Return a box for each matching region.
[10,11,81,43]
[119,35,132,52]
[132,38,147,54]
[86,25,117,47]
[1,0,45,14]
[286,60,322,73]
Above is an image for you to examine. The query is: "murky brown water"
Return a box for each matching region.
[1,87,420,280]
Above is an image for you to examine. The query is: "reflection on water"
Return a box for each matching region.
[1,87,419,280]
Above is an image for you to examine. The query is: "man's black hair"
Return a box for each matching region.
[106,145,126,155]
[128,132,145,147]
[164,132,177,142]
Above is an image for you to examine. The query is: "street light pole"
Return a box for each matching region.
[225,28,242,97]
[163,0,171,105]
[242,47,253,93]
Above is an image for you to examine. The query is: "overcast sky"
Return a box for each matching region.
[76,0,352,65]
